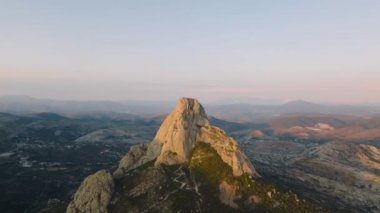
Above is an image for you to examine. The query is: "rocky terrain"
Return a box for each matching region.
[0,112,160,212]
[66,98,318,213]
[241,139,380,212]
[212,113,380,212]
[268,114,380,143]
[1,98,380,212]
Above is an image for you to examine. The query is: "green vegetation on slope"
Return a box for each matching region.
[189,141,320,212]
[189,142,234,185]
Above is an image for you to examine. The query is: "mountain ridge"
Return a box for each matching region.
[65,98,318,213]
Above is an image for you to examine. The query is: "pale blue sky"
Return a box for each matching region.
[1,1,379,103]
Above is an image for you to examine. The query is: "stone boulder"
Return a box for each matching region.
[66,170,114,213]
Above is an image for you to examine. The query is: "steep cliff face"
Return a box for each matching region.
[112,97,258,179]
[113,144,149,179]
[67,98,317,212]
[154,98,209,165]
[153,97,258,177]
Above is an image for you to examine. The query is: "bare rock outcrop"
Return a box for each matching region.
[114,97,258,178]
[113,144,149,178]
[153,97,259,177]
[154,97,209,165]
[70,97,261,211]
[110,97,260,208]
[66,170,114,213]
[218,181,239,208]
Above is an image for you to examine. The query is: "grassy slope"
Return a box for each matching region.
[189,142,321,213]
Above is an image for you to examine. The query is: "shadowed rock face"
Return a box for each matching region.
[218,181,238,208]
[113,144,149,179]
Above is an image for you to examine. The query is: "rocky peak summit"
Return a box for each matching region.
[154,97,209,165]
[114,97,258,177]
[66,98,317,212]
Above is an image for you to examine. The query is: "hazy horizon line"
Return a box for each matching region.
[1,94,380,107]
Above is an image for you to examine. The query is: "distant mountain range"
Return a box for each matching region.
[1,95,380,122]
[0,95,174,116]
[206,100,380,123]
